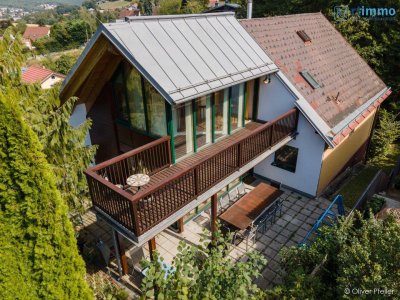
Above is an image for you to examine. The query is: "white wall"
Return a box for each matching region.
[70,103,92,146]
[41,74,64,89]
[254,73,326,197]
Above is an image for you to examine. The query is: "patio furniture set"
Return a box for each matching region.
[219,182,285,250]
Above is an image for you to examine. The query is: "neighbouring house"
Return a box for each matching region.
[22,25,50,49]
[119,6,141,19]
[60,12,389,275]
[22,65,65,89]
[240,13,391,196]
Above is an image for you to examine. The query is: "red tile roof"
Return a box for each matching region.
[21,65,64,84]
[23,26,50,42]
[240,13,387,129]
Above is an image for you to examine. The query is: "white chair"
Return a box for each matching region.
[245,224,258,251]
[237,183,246,197]
[228,188,239,203]
[218,194,230,214]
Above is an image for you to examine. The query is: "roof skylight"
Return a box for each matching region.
[300,71,321,89]
[296,30,311,44]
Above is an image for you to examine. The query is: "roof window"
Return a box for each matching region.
[300,71,320,89]
[296,30,311,44]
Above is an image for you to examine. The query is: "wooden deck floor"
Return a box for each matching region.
[140,122,262,193]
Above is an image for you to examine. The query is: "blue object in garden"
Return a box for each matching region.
[299,195,345,246]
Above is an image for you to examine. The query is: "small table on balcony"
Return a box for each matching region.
[126,174,150,193]
[219,182,283,230]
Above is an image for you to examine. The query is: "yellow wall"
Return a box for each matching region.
[317,111,377,194]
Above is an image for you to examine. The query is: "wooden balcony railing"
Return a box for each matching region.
[85,108,298,237]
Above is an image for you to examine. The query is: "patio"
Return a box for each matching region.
[78,180,332,291]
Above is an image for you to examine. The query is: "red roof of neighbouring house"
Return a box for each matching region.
[240,13,390,145]
[21,65,64,84]
[119,8,140,18]
[23,26,50,42]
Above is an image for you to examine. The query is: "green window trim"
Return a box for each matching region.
[166,102,176,164]
[211,93,216,143]
[242,81,247,127]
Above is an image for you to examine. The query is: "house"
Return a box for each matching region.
[22,25,50,49]
[119,6,141,19]
[60,12,389,274]
[22,65,65,89]
[240,13,391,196]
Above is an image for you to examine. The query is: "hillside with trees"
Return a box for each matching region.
[0,0,82,9]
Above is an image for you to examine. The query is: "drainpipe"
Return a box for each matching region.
[247,0,253,19]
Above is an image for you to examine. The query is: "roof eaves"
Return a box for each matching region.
[331,87,390,135]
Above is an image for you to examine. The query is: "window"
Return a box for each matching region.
[296,30,311,43]
[173,103,193,159]
[230,83,245,132]
[144,81,167,136]
[214,89,228,140]
[273,145,298,173]
[112,68,129,122]
[300,71,321,89]
[124,64,146,131]
[194,96,212,149]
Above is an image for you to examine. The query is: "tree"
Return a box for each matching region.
[2,30,96,214]
[141,226,267,299]
[369,109,400,160]
[271,213,400,299]
[82,0,97,9]
[0,85,92,299]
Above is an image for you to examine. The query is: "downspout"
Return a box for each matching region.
[247,0,252,19]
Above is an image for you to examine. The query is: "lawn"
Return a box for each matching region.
[99,0,131,10]
[336,165,379,209]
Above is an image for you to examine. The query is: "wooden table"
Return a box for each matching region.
[219,182,283,230]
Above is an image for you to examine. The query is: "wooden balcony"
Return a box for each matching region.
[85,108,298,239]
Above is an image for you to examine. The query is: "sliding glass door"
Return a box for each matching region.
[173,103,194,160]
[194,96,212,149]
[230,83,245,132]
[214,89,229,140]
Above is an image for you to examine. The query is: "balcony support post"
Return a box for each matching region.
[111,228,129,277]
[211,193,218,243]
[148,237,157,261]
[177,218,184,233]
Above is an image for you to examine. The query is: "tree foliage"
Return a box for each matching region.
[369,109,400,160]
[271,213,400,299]
[0,75,92,299]
[141,226,267,300]
[43,53,78,75]
[1,29,96,214]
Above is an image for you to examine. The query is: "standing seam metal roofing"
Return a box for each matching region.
[99,12,277,104]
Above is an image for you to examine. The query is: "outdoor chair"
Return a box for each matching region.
[256,211,274,234]
[237,183,246,197]
[273,198,284,219]
[228,188,239,203]
[245,224,259,251]
[218,194,230,214]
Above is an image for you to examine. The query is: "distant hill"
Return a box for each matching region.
[0,0,83,9]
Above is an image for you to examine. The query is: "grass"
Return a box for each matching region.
[369,143,400,174]
[336,165,379,209]
[99,0,131,10]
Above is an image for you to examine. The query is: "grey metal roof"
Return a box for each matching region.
[62,12,277,104]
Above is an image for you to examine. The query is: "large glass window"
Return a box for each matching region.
[230,83,245,132]
[214,89,228,140]
[112,69,129,122]
[195,96,212,149]
[173,103,193,159]
[124,64,146,131]
[145,82,167,136]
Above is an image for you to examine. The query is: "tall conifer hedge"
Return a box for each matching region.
[0,96,92,299]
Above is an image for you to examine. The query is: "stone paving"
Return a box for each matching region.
[80,180,333,292]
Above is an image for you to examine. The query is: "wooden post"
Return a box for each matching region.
[177,218,184,233]
[148,237,157,261]
[211,193,218,243]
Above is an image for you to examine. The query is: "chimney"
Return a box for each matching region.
[247,0,253,19]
